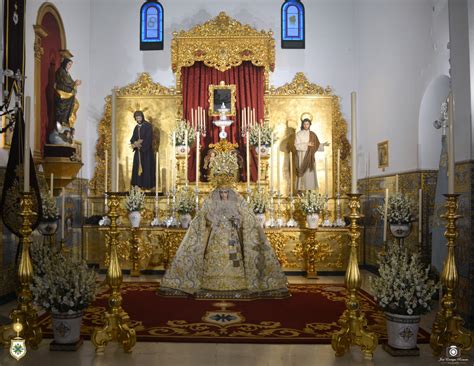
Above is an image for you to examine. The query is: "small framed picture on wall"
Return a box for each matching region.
[378,140,389,171]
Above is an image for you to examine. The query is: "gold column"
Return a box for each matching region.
[430,194,472,355]
[331,193,378,359]
[91,193,136,353]
[0,193,42,348]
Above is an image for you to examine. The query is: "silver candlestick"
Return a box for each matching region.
[334,193,346,227]
[321,193,333,227]
[286,195,298,227]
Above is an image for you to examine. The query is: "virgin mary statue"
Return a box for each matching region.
[159,188,289,299]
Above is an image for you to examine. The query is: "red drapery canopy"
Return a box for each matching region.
[181,61,265,182]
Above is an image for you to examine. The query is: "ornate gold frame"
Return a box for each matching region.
[267,72,351,195]
[171,12,275,93]
[377,140,389,170]
[33,3,69,159]
[208,82,236,116]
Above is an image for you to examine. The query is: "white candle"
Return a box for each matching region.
[195,131,200,190]
[257,128,261,187]
[172,131,176,188]
[155,152,159,196]
[418,188,422,243]
[447,92,455,194]
[351,92,357,194]
[277,149,281,193]
[104,150,108,193]
[111,88,117,192]
[324,156,329,196]
[290,152,293,197]
[337,148,341,195]
[61,187,65,240]
[23,96,31,193]
[50,173,54,197]
[246,131,250,191]
[383,188,389,242]
[270,134,274,192]
[184,129,188,186]
[395,174,399,193]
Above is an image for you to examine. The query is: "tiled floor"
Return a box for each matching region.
[0,271,470,366]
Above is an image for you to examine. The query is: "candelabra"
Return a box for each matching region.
[0,193,42,349]
[334,193,345,227]
[321,194,333,227]
[92,193,136,353]
[165,188,178,227]
[331,193,378,359]
[430,194,473,356]
[194,187,200,211]
[286,196,298,227]
[99,193,110,226]
[275,191,285,227]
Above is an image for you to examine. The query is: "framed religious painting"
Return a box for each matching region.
[378,140,389,170]
[208,81,236,117]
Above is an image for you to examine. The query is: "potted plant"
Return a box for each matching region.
[171,120,196,156]
[124,186,146,228]
[299,190,325,228]
[370,241,439,351]
[38,193,60,236]
[249,122,276,156]
[249,189,268,228]
[175,187,194,228]
[378,193,415,238]
[30,243,97,346]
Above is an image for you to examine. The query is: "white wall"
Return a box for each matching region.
[87,0,356,180]
[24,0,92,178]
[355,0,450,177]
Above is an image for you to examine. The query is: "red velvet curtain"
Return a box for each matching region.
[181,61,264,182]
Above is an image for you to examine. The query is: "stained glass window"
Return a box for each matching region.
[281,0,305,49]
[140,1,164,51]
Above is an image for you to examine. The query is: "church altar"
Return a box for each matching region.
[83,13,356,277]
[83,224,359,277]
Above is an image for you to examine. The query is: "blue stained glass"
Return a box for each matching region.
[141,2,163,43]
[281,0,304,42]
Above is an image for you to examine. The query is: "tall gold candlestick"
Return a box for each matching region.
[0,192,42,348]
[430,194,473,355]
[92,193,136,353]
[332,193,378,359]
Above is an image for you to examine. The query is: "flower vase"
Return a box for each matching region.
[390,223,412,239]
[306,214,319,229]
[385,312,420,350]
[179,213,192,228]
[255,213,266,228]
[51,311,83,345]
[255,145,270,157]
[37,219,59,236]
[175,145,187,156]
[128,211,142,228]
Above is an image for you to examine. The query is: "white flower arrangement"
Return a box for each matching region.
[249,121,276,147]
[377,193,415,224]
[30,243,97,313]
[209,151,239,177]
[175,187,195,214]
[370,241,439,316]
[249,190,269,214]
[298,190,325,215]
[170,120,196,146]
[124,186,146,212]
[41,193,59,221]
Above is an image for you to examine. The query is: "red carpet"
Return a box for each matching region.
[38,282,430,344]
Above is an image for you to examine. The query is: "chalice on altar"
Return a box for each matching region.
[213,103,233,140]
